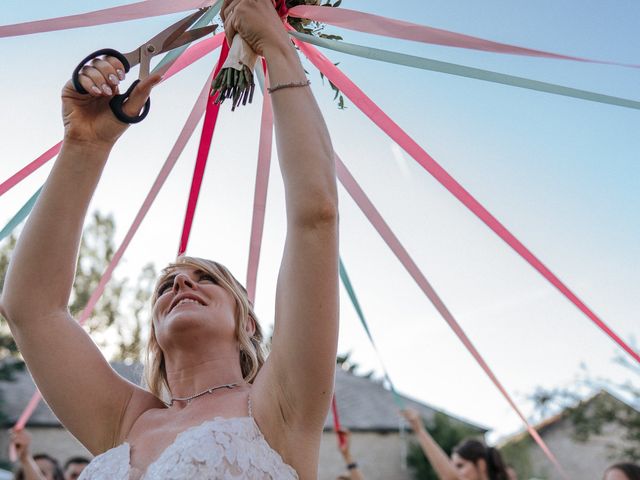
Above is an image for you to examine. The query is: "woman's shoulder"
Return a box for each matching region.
[112,387,166,448]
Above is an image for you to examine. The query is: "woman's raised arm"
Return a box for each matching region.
[0,64,161,454]
[221,0,339,435]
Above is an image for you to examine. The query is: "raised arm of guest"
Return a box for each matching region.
[10,429,46,480]
[337,429,365,480]
[402,408,459,480]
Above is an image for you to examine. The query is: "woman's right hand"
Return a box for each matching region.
[62,56,161,147]
[401,408,424,430]
[338,429,352,459]
[10,428,32,462]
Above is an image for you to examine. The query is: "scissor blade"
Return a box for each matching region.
[150,8,210,52]
[151,30,220,78]
[161,25,218,53]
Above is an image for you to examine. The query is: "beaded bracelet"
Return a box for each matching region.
[267,79,311,94]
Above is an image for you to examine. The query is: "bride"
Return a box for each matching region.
[1,0,338,478]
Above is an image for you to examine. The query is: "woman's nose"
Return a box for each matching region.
[173,273,195,291]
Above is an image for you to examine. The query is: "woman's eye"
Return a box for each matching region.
[157,281,172,296]
[200,274,216,283]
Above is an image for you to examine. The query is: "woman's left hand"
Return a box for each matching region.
[220,0,291,57]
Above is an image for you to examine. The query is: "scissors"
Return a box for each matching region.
[72,8,217,124]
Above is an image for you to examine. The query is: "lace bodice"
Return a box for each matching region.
[78,416,299,480]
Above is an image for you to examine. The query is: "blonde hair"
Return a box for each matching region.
[144,256,265,400]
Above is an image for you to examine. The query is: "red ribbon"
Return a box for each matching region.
[274,0,289,18]
[331,395,346,448]
[178,40,230,255]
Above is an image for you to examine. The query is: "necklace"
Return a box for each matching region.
[169,383,238,407]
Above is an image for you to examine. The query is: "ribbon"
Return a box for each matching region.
[339,257,403,408]
[0,0,216,38]
[11,63,217,438]
[246,63,272,303]
[0,187,43,242]
[290,31,640,111]
[178,40,230,255]
[331,395,346,448]
[335,154,569,479]
[154,1,222,73]
[290,31,640,366]
[289,5,640,69]
[0,143,61,198]
[274,0,289,19]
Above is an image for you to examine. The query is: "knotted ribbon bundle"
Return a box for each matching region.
[211,0,293,110]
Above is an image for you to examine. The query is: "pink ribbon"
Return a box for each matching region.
[288,5,639,69]
[291,30,640,366]
[246,63,273,303]
[9,48,220,445]
[0,0,215,38]
[0,33,222,201]
[163,33,224,80]
[335,154,569,479]
[0,142,61,198]
[178,40,230,255]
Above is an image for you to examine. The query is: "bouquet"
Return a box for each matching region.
[212,0,331,110]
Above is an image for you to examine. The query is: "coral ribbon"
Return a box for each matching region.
[289,5,639,68]
[335,154,569,479]
[290,30,639,367]
[0,0,216,38]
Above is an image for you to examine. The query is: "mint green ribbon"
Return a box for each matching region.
[339,257,404,408]
[153,2,222,74]
[290,31,640,110]
[0,186,42,242]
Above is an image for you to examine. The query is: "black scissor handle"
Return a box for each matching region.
[72,48,150,124]
[109,80,151,124]
[72,48,130,94]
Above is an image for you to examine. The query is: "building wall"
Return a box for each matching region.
[523,419,629,479]
[319,432,414,480]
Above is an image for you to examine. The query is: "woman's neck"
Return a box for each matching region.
[164,352,246,400]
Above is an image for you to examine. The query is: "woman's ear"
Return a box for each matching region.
[476,458,488,475]
[245,314,257,337]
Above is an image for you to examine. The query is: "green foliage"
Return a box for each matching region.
[113,262,157,362]
[0,211,156,365]
[406,412,480,480]
[500,437,536,479]
[286,0,347,109]
[0,234,25,379]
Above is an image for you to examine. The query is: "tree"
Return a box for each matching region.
[113,262,157,362]
[406,411,481,480]
[0,211,156,368]
[530,351,640,461]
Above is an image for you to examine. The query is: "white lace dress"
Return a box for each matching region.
[78,401,299,480]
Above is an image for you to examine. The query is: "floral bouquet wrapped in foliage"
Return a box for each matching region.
[212,0,342,110]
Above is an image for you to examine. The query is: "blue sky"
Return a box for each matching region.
[1,0,639,442]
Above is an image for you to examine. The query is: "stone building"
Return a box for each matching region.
[1,363,486,479]
[500,390,639,479]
